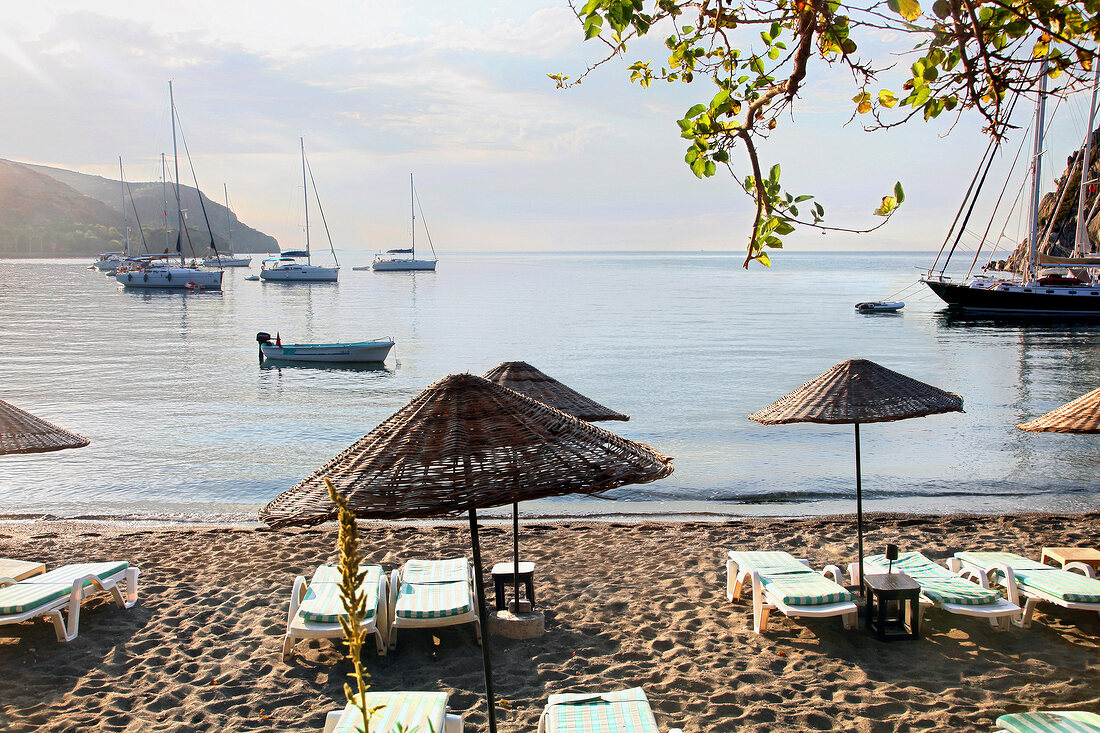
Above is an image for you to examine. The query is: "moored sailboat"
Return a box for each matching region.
[116,82,223,291]
[922,64,1100,315]
[259,139,339,282]
[371,174,438,271]
[202,184,251,268]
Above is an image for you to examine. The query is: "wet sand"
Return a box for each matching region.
[1,512,1098,732]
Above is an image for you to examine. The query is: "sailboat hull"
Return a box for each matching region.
[117,267,224,290]
[923,278,1100,315]
[371,259,437,271]
[259,265,339,282]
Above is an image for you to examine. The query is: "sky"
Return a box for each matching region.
[1,1,1095,256]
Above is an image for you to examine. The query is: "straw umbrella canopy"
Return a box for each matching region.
[260,373,673,733]
[483,360,629,610]
[1017,387,1100,433]
[749,359,963,595]
[0,399,89,455]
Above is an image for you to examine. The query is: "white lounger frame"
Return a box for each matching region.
[388,560,481,651]
[323,706,463,733]
[726,555,856,634]
[948,556,1100,628]
[848,560,1020,631]
[0,566,140,642]
[283,569,388,660]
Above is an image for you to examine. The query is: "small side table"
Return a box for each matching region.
[491,562,535,611]
[864,573,920,641]
[0,559,46,581]
[1040,547,1100,574]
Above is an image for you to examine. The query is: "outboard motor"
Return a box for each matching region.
[256,332,272,362]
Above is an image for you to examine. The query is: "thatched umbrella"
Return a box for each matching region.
[1017,387,1100,433]
[260,373,673,733]
[0,399,89,455]
[749,359,963,595]
[483,361,629,610]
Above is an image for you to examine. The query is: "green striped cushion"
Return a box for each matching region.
[544,687,659,733]
[958,552,1100,604]
[728,551,809,577]
[996,711,1100,733]
[762,573,853,606]
[404,558,469,583]
[298,564,381,624]
[0,561,129,615]
[329,691,448,733]
[867,552,1001,606]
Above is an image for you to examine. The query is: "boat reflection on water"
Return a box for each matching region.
[259,360,394,375]
[933,308,1100,331]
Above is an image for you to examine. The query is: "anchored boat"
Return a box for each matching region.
[256,332,394,363]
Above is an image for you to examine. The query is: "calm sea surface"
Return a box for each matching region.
[1,252,1098,521]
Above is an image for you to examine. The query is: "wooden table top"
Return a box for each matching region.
[1041,547,1100,568]
[0,559,46,581]
[864,572,920,593]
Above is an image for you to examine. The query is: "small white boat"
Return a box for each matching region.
[372,174,438,272]
[256,332,394,363]
[855,301,904,312]
[91,251,125,272]
[202,254,251,267]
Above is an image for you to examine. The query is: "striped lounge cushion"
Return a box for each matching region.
[958,552,1100,604]
[297,564,381,624]
[996,711,1100,733]
[329,691,448,733]
[543,687,660,733]
[729,550,853,606]
[0,561,129,615]
[867,552,1001,606]
[395,558,472,620]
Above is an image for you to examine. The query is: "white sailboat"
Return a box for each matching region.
[91,158,132,273]
[260,138,339,282]
[116,82,223,291]
[202,184,251,267]
[371,174,438,271]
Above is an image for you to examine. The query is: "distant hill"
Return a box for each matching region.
[0,158,280,258]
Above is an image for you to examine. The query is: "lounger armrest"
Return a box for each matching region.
[288,575,307,626]
[821,565,845,585]
[322,709,343,733]
[990,563,1022,605]
[846,563,860,586]
[1064,561,1097,578]
[0,576,16,589]
[444,712,463,733]
[795,558,810,568]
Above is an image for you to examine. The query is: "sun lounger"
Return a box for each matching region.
[537,687,683,733]
[322,691,463,733]
[726,550,856,633]
[0,561,139,642]
[950,551,1100,627]
[388,557,481,651]
[283,563,388,661]
[995,711,1100,733]
[849,551,1021,630]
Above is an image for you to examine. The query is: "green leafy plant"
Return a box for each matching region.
[553,0,1099,266]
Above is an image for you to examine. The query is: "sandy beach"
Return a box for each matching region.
[1,512,1098,732]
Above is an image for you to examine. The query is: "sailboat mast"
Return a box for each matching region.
[119,157,130,257]
[161,153,170,253]
[1027,65,1049,282]
[410,173,415,259]
[170,81,184,266]
[301,137,311,266]
[1076,65,1100,256]
[224,183,232,256]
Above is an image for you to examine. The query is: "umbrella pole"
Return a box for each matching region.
[513,501,521,610]
[468,508,498,733]
[855,422,864,599]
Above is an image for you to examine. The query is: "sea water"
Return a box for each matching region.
[0,252,1098,521]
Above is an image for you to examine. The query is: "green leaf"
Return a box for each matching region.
[893,181,905,204]
[887,0,921,21]
[685,103,707,118]
[878,89,898,108]
[769,163,781,184]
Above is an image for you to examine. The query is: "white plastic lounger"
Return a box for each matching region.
[950,551,1100,627]
[538,687,683,733]
[0,561,140,642]
[727,550,856,634]
[283,564,388,661]
[849,551,1021,630]
[388,557,481,651]
[995,711,1100,733]
[322,691,463,733]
